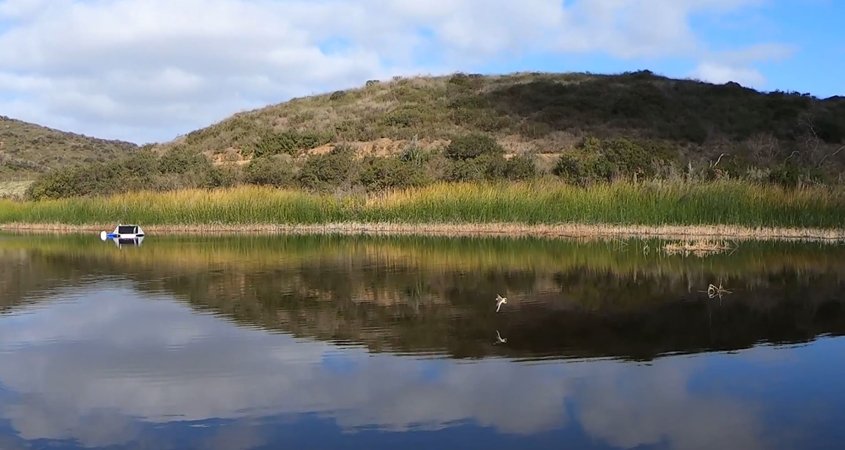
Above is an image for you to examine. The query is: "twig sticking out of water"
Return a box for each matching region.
[704,283,732,300]
[495,294,508,312]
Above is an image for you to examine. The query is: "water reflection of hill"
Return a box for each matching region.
[2,233,844,360]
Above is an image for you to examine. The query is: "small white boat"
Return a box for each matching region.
[100,224,145,241]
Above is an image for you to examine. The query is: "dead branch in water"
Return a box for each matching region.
[663,240,733,257]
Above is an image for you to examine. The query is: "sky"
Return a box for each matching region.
[0,0,843,144]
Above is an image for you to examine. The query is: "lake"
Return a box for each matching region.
[1,232,844,450]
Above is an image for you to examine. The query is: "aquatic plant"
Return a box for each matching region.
[1,180,843,229]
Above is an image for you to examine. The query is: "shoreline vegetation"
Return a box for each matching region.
[2,222,844,241]
[2,182,844,241]
[5,72,843,245]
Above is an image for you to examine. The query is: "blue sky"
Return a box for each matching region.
[0,0,843,144]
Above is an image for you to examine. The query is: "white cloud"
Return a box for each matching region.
[575,364,765,450]
[554,0,701,58]
[691,61,766,87]
[0,0,52,19]
[0,0,789,143]
[686,42,797,87]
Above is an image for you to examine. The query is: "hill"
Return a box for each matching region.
[0,115,138,178]
[19,71,845,200]
[165,70,845,172]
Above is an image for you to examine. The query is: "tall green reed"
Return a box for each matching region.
[1,181,843,228]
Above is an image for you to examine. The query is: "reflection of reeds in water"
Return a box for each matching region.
[3,234,844,321]
[3,233,844,361]
[663,240,733,257]
[2,234,845,282]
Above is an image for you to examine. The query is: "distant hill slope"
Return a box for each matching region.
[165,71,845,169]
[0,116,138,178]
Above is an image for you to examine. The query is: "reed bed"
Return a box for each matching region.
[1,181,843,231]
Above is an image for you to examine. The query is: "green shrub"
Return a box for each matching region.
[769,163,801,187]
[479,154,508,180]
[28,147,243,200]
[159,147,212,175]
[675,118,708,144]
[123,150,160,179]
[382,107,423,128]
[27,167,86,200]
[444,159,486,182]
[768,162,825,187]
[815,117,844,144]
[447,94,497,128]
[244,156,295,187]
[297,146,356,191]
[553,154,584,185]
[566,137,677,182]
[334,120,378,142]
[579,136,603,152]
[709,154,751,180]
[253,130,332,157]
[444,134,504,161]
[207,166,240,188]
[448,73,472,87]
[505,155,536,181]
[441,153,518,182]
[585,154,615,182]
[357,157,428,191]
[399,141,430,166]
[27,150,166,200]
[598,138,656,178]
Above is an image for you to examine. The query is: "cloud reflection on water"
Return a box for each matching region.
[0,284,775,449]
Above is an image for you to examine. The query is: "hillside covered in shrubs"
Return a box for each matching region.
[24,71,845,199]
[0,116,137,178]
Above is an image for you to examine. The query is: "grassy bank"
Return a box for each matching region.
[1,181,844,232]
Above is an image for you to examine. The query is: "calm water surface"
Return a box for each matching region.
[1,233,844,450]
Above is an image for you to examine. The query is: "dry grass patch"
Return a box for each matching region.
[0,181,32,199]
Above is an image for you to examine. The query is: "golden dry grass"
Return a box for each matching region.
[2,181,844,238]
[0,181,31,199]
